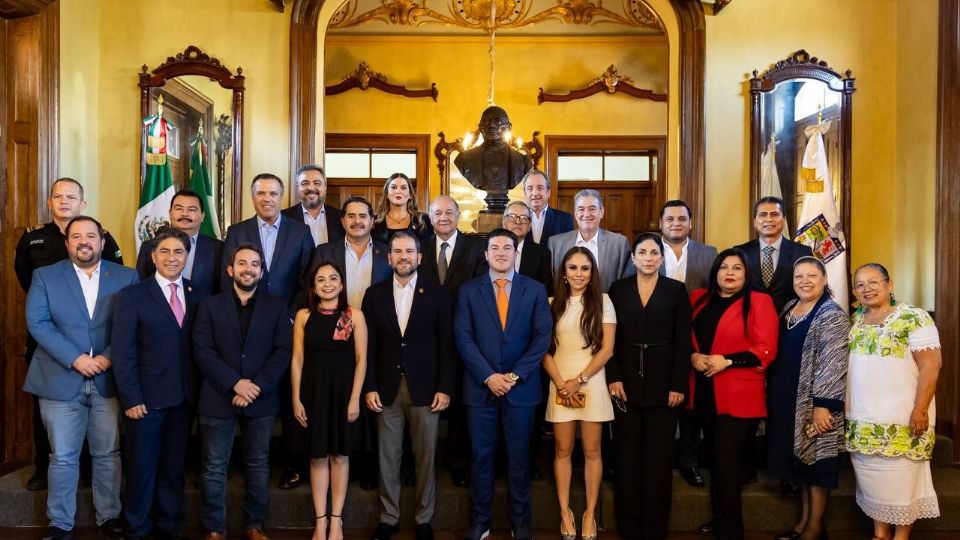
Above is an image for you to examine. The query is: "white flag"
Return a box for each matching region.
[760,138,789,234]
[794,121,849,311]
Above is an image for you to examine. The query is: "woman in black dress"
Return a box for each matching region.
[292,260,368,540]
[371,173,433,244]
[606,232,692,540]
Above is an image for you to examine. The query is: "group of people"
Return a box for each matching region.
[16,166,942,540]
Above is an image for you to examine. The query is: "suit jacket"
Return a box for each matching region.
[281,203,346,245]
[308,239,392,292]
[453,273,552,407]
[690,289,779,418]
[734,238,813,312]
[534,207,575,246]
[23,260,139,401]
[548,228,636,292]
[192,290,293,418]
[659,239,718,293]
[606,276,692,406]
[136,234,223,300]
[221,215,314,305]
[419,232,486,300]
[111,277,200,410]
[517,239,554,295]
[361,276,455,407]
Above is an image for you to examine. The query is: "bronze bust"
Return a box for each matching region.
[454,106,532,213]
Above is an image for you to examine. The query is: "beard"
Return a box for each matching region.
[234,274,259,292]
[393,263,417,278]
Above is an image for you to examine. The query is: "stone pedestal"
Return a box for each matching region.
[476,212,504,233]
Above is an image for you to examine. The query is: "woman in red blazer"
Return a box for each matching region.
[690,247,779,540]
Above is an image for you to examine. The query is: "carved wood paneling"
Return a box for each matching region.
[289,0,322,188]
[0,0,55,18]
[325,62,439,101]
[538,64,667,104]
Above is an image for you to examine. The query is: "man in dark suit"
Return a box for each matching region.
[421,195,486,487]
[112,228,199,540]
[454,229,552,540]
[193,243,293,540]
[23,216,137,540]
[659,200,717,488]
[136,189,223,300]
[362,232,455,540]
[503,200,553,294]
[280,164,345,246]
[522,170,574,246]
[734,196,813,312]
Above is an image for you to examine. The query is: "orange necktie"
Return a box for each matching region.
[495,278,509,330]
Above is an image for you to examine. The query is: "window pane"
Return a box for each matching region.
[372,153,417,179]
[604,156,650,181]
[325,152,370,178]
[557,156,603,181]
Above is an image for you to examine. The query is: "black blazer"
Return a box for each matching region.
[419,232,486,300]
[192,290,293,418]
[535,207,575,246]
[605,276,692,407]
[361,277,455,407]
[371,212,434,245]
[281,203,345,245]
[518,239,554,295]
[734,238,813,312]
[136,234,223,300]
[221,215,314,305]
[308,239,393,289]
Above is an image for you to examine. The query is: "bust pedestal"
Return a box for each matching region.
[476,212,503,233]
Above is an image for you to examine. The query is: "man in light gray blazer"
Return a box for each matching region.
[547,189,634,292]
[659,199,718,488]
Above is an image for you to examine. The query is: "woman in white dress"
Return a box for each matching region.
[543,247,616,540]
[846,263,942,540]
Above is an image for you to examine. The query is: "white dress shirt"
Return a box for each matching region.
[664,238,689,282]
[393,273,418,336]
[515,239,526,272]
[155,272,186,310]
[302,204,328,246]
[575,231,601,271]
[530,205,550,244]
[73,262,101,319]
[759,236,784,273]
[436,229,459,266]
[345,239,373,309]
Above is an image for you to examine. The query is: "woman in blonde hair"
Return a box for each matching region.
[371,173,433,245]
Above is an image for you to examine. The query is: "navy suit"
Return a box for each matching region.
[221,215,314,305]
[734,238,813,312]
[308,238,393,293]
[111,277,199,537]
[453,272,552,530]
[137,233,223,300]
[533,206,575,246]
[281,203,345,245]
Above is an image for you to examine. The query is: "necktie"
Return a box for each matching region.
[438,241,449,285]
[495,278,509,330]
[761,245,775,287]
[169,283,184,327]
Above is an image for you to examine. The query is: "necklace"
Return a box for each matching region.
[786,304,813,330]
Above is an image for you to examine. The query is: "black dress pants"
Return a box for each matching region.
[612,405,680,540]
[698,407,759,540]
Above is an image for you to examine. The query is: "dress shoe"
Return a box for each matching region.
[41,526,73,540]
[451,468,471,488]
[774,530,801,540]
[27,469,48,491]
[203,533,226,540]
[511,526,533,540]
[98,517,124,539]
[244,528,270,540]
[679,466,705,487]
[415,523,435,540]
[698,521,716,537]
[462,523,490,540]
[278,468,302,489]
[155,531,191,540]
[370,522,400,540]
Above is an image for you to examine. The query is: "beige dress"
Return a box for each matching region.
[545,294,616,423]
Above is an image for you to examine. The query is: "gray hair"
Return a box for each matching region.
[504,200,533,218]
[521,169,551,191]
[428,194,460,216]
[574,188,604,209]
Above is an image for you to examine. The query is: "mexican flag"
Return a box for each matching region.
[188,130,221,239]
[135,114,175,252]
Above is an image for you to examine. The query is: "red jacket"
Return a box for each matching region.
[689,289,779,418]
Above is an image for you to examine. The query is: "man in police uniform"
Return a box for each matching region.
[14,177,123,491]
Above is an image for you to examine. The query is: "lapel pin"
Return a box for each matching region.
[418,288,424,294]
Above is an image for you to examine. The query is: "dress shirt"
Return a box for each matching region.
[758,235,784,273]
[664,238,689,282]
[530,205,549,244]
[515,239,526,272]
[345,239,374,309]
[576,231,601,271]
[154,272,186,312]
[393,273,418,336]
[488,268,515,299]
[257,215,281,271]
[302,204,328,246]
[436,229,459,266]
[183,234,198,280]
[73,262,101,319]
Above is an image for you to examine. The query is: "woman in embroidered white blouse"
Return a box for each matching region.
[845,263,942,540]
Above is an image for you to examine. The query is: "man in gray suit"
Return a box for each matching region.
[547,189,634,292]
[659,199,717,488]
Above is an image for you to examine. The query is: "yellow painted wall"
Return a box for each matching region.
[704,0,937,308]
[59,0,290,262]
[323,35,669,198]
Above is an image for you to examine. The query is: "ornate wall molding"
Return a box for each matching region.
[538,64,667,104]
[326,62,439,101]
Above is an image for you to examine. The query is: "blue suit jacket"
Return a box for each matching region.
[308,238,392,290]
[137,234,223,300]
[221,215,313,305]
[453,273,552,407]
[111,277,200,410]
[23,260,139,401]
[535,207,575,246]
[192,290,292,418]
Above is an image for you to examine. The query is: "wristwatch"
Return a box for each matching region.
[578,373,589,384]
[507,372,519,382]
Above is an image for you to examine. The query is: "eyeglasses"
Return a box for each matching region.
[504,215,531,224]
[854,278,887,292]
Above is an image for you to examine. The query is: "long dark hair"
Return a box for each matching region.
[374,172,425,230]
[550,247,604,354]
[694,247,754,335]
[305,259,349,313]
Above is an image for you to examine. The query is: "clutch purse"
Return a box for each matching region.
[555,391,586,408]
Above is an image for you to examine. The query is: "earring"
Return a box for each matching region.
[890,293,897,306]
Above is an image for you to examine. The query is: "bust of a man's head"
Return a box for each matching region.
[478,106,511,146]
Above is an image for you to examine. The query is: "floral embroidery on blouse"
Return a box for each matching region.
[848,304,936,359]
[845,419,936,461]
